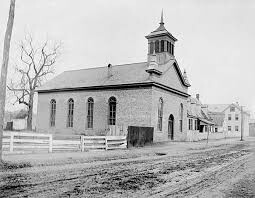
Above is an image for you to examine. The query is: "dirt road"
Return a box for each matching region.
[1,138,255,198]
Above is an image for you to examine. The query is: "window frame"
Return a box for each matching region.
[179,103,183,132]
[157,98,163,131]
[160,40,165,52]
[194,119,198,130]
[230,106,235,112]
[149,42,154,54]
[67,98,74,128]
[228,126,231,131]
[188,119,193,130]
[108,96,117,125]
[87,97,94,129]
[50,99,56,127]
[155,40,159,53]
[228,114,231,121]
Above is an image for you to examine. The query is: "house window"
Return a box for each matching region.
[157,98,163,131]
[215,127,218,132]
[50,99,56,127]
[194,120,198,130]
[149,42,154,54]
[160,40,164,52]
[228,114,231,120]
[67,98,74,127]
[228,126,231,131]
[87,97,94,129]
[235,126,239,131]
[155,40,159,53]
[235,114,239,121]
[179,103,183,132]
[188,119,193,130]
[230,106,235,112]
[108,96,116,125]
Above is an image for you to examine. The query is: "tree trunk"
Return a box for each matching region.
[0,0,15,163]
[27,91,34,131]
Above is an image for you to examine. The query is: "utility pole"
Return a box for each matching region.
[240,106,244,141]
[0,0,16,163]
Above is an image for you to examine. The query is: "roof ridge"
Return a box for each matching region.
[63,61,147,73]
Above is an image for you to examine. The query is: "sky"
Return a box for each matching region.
[0,0,255,115]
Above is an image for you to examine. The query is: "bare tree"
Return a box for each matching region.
[8,35,61,130]
[0,0,16,163]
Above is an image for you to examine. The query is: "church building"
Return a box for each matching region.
[36,13,191,142]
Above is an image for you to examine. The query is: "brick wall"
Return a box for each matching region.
[37,87,153,135]
[151,87,188,142]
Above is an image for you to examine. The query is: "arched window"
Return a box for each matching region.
[157,98,163,131]
[161,40,165,52]
[169,43,172,54]
[87,97,94,129]
[50,99,56,127]
[67,98,74,127]
[155,40,159,53]
[108,97,116,125]
[149,42,154,54]
[179,103,183,132]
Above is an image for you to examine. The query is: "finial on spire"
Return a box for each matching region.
[160,9,164,25]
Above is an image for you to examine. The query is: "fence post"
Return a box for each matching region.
[105,136,108,150]
[81,136,85,152]
[49,134,53,153]
[9,133,14,152]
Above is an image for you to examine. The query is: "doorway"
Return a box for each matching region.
[168,114,174,140]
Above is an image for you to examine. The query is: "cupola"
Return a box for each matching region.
[145,10,177,65]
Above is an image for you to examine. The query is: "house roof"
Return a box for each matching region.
[207,103,250,115]
[187,97,214,125]
[37,61,190,93]
[208,112,225,126]
[206,104,229,113]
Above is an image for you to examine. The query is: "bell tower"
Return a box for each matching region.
[145,11,177,65]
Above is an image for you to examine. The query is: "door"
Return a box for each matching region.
[168,114,174,140]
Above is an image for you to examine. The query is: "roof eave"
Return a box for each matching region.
[145,32,178,41]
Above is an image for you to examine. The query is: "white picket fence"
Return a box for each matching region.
[2,131,127,153]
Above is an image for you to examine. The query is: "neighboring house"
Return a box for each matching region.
[249,119,255,137]
[4,109,36,131]
[187,94,214,134]
[11,110,28,130]
[36,13,191,142]
[208,112,225,132]
[207,103,250,136]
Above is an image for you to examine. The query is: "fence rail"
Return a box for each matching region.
[3,131,127,153]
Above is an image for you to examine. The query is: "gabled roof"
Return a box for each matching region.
[206,104,229,113]
[208,112,225,126]
[207,103,250,115]
[37,61,190,93]
[187,97,214,125]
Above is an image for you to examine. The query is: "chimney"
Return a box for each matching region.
[107,63,112,77]
[196,94,200,101]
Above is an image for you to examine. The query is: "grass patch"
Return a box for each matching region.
[0,161,32,170]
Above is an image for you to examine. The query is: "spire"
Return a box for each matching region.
[160,9,164,25]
